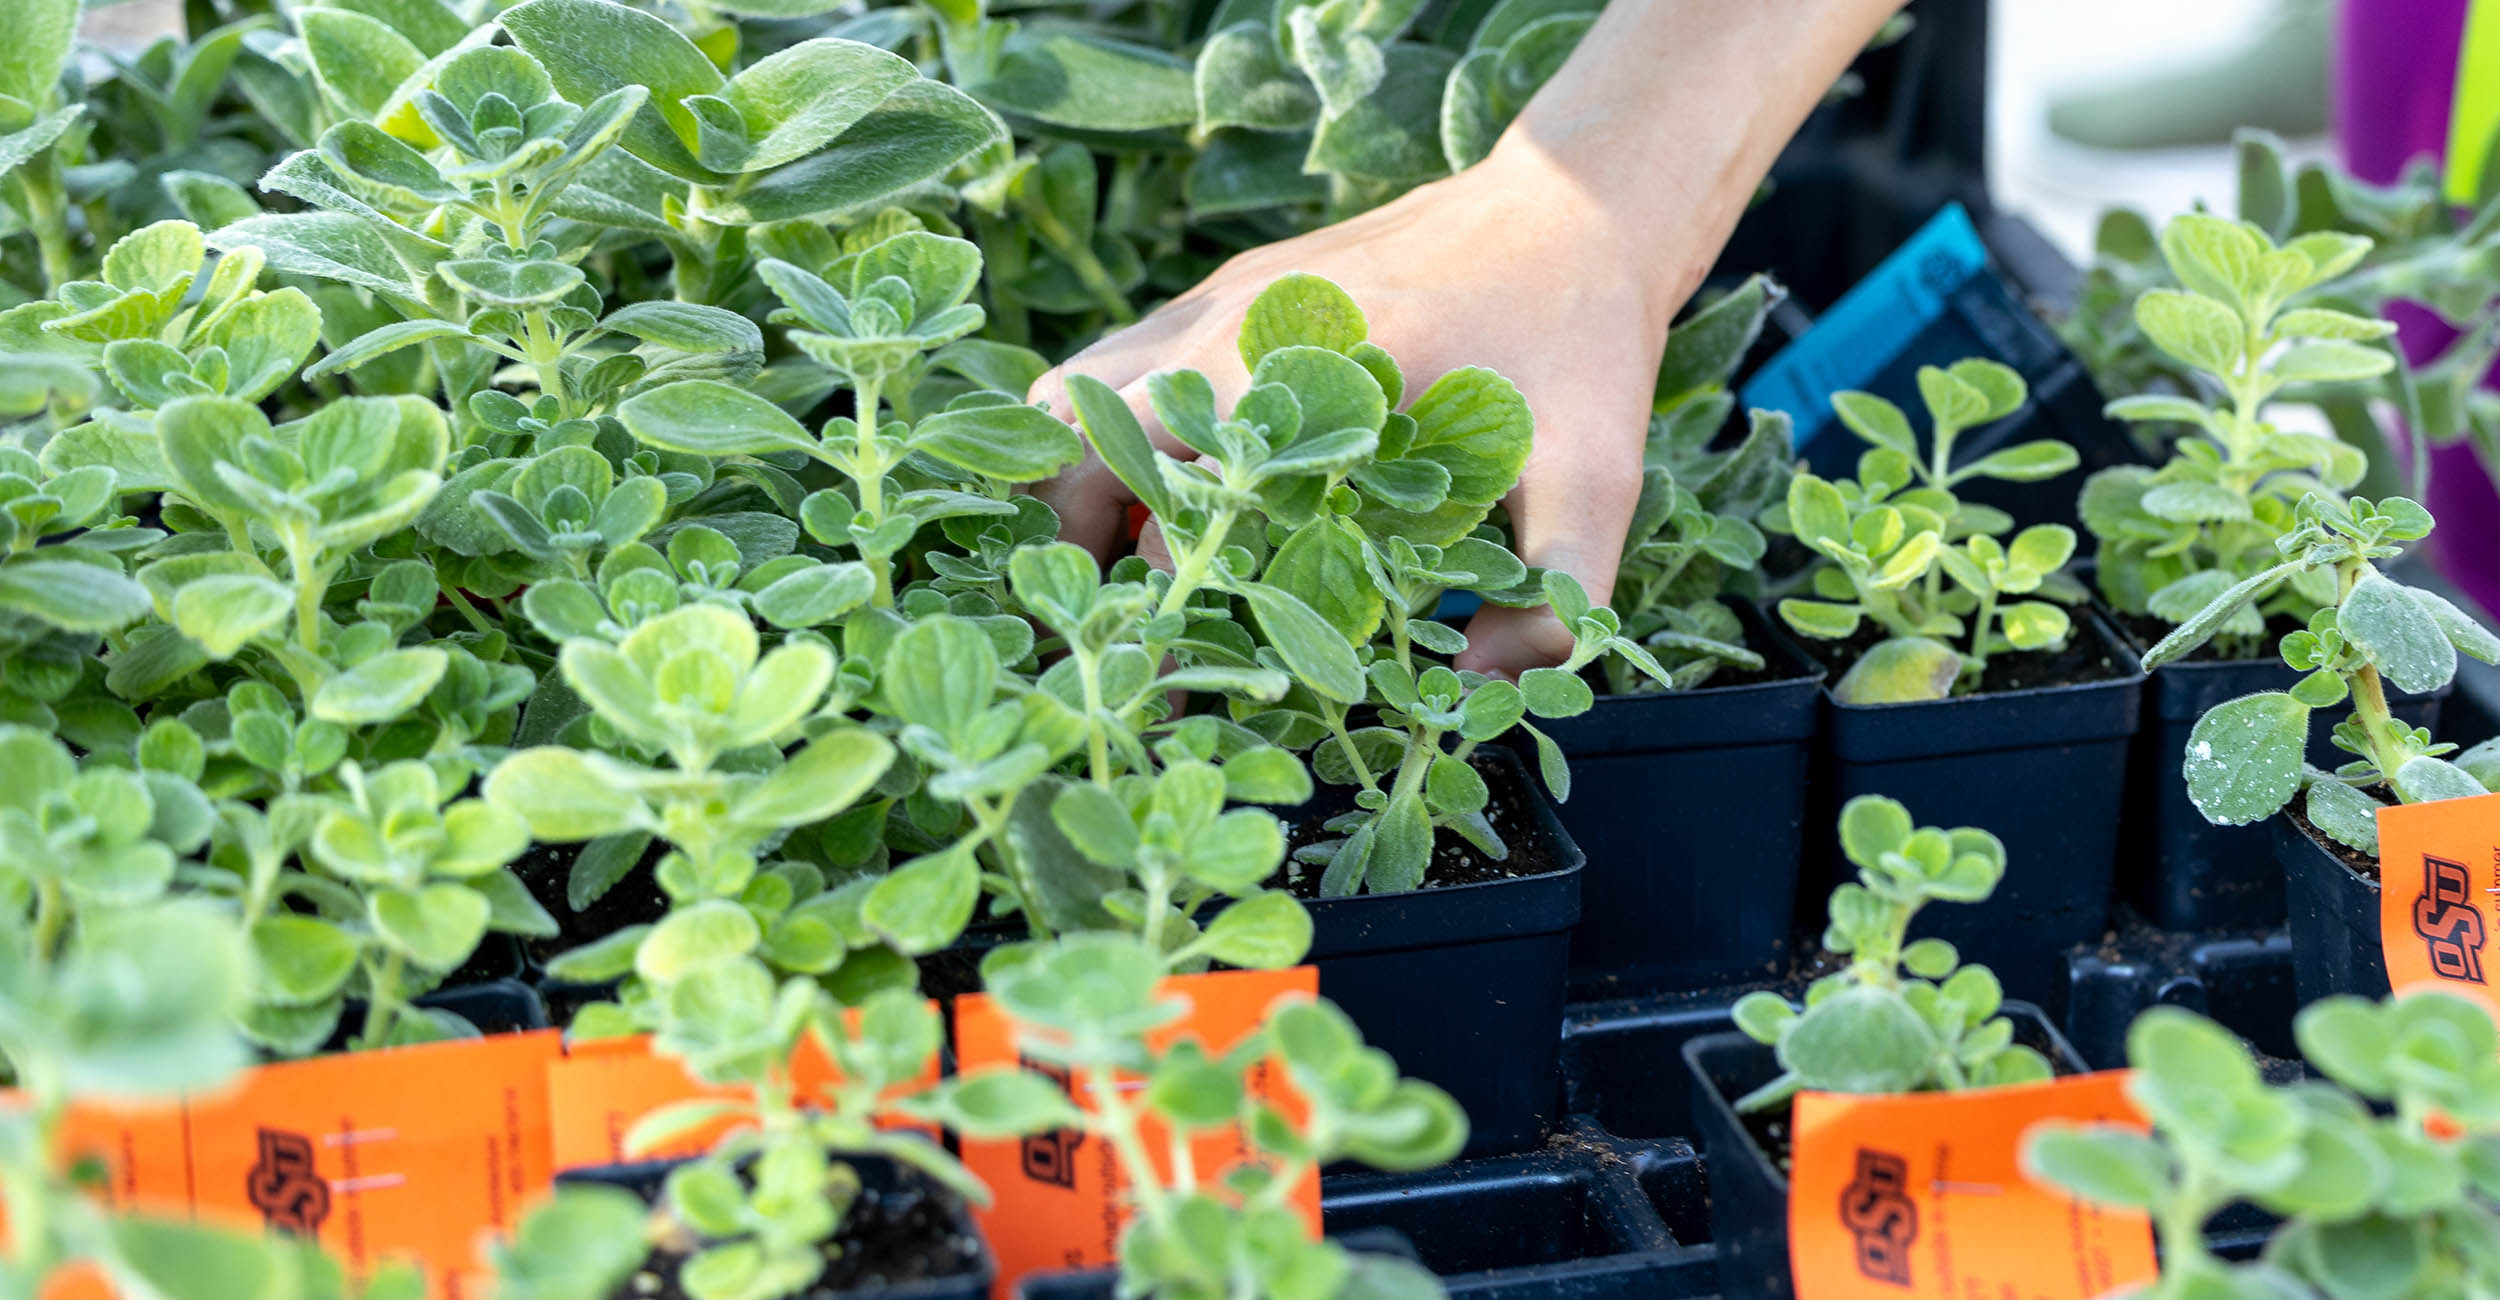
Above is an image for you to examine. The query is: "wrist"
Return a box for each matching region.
[1466,136,1707,339]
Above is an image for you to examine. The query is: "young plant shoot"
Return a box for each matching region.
[2079,213,2386,652]
[2027,992,2500,1300]
[1729,795,2051,1112]
[2142,493,2500,854]
[1768,361,2084,704]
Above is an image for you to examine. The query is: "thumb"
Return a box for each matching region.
[1454,534,1621,682]
[1454,427,1640,681]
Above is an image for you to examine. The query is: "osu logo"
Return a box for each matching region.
[2413,855,2488,984]
[1838,1148,1917,1287]
[245,1128,330,1235]
[1017,1057,1085,1189]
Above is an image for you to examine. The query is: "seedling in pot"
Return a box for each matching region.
[484,602,917,1026]
[0,720,370,1295]
[1060,272,1665,896]
[2027,991,2500,1300]
[1767,360,2084,703]
[2079,213,2385,651]
[942,932,1464,1300]
[615,986,1059,1300]
[618,231,1085,610]
[1729,796,2051,1113]
[2065,130,2500,503]
[1603,274,1790,694]
[2142,492,2500,855]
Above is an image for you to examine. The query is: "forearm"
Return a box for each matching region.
[1490,0,1912,322]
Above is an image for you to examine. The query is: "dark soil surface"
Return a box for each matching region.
[513,837,671,970]
[915,751,1568,998]
[2112,610,2297,665]
[2289,797,2386,884]
[1275,749,1566,894]
[619,1167,983,1299]
[1795,615,2132,696]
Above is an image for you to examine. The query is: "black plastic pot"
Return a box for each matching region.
[328,976,549,1052]
[1809,611,2146,1011]
[917,750,1583,1161]
[1533,605,1825,999]
[559,1152,995,1300]
[1559,996,1739,1146]
[1019,1146,1711,1300]
[1683,1003,2085,1300]
[2065,931,2299,1071]
[2118,640,2446,932]
[1302,747,1584,1159]
[2279,813,2391,1005]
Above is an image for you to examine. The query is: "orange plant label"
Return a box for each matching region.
[952,967,1320,1293]
[545,1018,942,1171]
[2379,791,2500,1009]
[1787,1071,2157,1300]
[42,1029,564,1300]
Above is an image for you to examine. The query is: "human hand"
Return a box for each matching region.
[1028,141,1705,679]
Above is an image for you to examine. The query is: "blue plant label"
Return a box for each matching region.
[1740,202,1989,448]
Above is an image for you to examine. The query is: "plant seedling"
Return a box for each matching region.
[1730,795,2051,1112]
[2142,492,2500,854]
[1768,360,2083,703]
[932,932,1464,1300]
[2027,992,2500,1300]
[2079,213,2384,652]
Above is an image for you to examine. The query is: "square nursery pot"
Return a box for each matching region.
[2278,811,2393,1005]
[1300,747,1584,1160]
[1532,604,1826,999]
[1808,610,2145,1011]
[557,1152,994,1300]
[1015,1148,1712,1300]
[1682,1002,2086,1300]
[2118,628,2446,932]
[920,748,1584,1162]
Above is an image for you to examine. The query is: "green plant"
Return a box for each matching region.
[484,602,913,1026]
[485,1185,654,1300]
[1055,272,1666,895]
[1728,795,2050,1112]
[624,987,1059,1300]
[0,725,398,1296]
[2026,993,2500,1300]
[1600,274,1791,694]
[1767,360,2084,703]
[937,931,1463,1300]
[2063,131,2500,505]
[2141,493,2500,854]
[2078,213,2385,654]
[0,0,90,292]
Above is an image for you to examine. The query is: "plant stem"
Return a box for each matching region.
[30,876,64,961]
[359,947,408,1049]
[1016,192,1136,326]
[1146,508,1242,657]
[854,370,894,608]
[1324,713,1377,790]
[2338,559,2415,784]
[12,160,75,292]
[441,583,496,636]
[1085,1063,1173,1232]
[1963,583,2000,681]
[1076,648,1114,788]
[968,794,1053,941]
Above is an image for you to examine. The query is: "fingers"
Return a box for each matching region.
[1455,396,1646,681]
[1027,327,1175,559]
[1029,319,1250,561]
